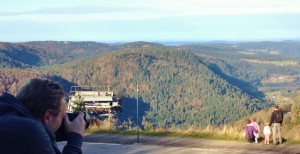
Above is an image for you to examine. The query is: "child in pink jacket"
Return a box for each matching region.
[251,117,260,143]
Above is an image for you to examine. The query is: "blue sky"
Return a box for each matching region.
[0,0,300,42]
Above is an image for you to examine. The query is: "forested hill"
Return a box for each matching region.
[45,47,267,127]
[0,41,113,67]
[0,41,164,68]
[2,40,299,128]
[183,45,300,94]
[0,42,72,67]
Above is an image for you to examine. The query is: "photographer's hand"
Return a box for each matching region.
[64,112,86,135]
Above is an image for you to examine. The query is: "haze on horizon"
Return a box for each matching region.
[0,0,300,42]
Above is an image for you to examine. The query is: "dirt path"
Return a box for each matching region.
[84,134,300,153]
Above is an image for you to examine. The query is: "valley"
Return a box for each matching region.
[0,41,300,136]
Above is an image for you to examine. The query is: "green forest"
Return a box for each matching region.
[1,41,299,129]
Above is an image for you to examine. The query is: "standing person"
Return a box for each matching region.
[269,105,284,145]
[245,119,258,143]
[251,117,260,144]
[263,122,271,144]
[0,78,86,154]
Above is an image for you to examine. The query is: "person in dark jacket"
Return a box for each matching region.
[0,78,86,154]
[269,105,283,145]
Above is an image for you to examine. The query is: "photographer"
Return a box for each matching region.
[0,78,86,154]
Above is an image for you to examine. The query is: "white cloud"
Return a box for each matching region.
[0,0,300,22]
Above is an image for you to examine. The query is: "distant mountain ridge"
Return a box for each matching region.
[0,42,72,67]
[1,40,299,68]
[0,41,166,68]
[233,41,300,57]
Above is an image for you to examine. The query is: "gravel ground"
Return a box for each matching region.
[84,134,300,153]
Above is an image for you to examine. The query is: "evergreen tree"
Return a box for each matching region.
[72,95,86,112]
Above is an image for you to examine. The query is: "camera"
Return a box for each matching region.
[56,112,91,141]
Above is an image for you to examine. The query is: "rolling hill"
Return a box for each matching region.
[44,46,269,127]
[1,40,300,129]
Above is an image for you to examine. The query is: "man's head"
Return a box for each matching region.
[275,105,279,110]
[16,78,66,132]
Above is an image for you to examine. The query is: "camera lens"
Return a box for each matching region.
[67,112,90,129]
[55,112,90,141]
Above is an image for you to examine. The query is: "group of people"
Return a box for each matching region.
[0,78,86,154]
[245,105,284,145]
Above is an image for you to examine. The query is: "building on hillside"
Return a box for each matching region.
[68,86,122,117]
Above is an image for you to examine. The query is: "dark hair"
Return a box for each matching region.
[247,119,251,124]
[251,117,256,122]
[275,105,279,109]
[16,78,65,121]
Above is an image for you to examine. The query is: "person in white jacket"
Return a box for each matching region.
[263,122,271,144]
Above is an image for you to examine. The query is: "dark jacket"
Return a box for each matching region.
[269,109,283,126]
[0,92,83,154]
